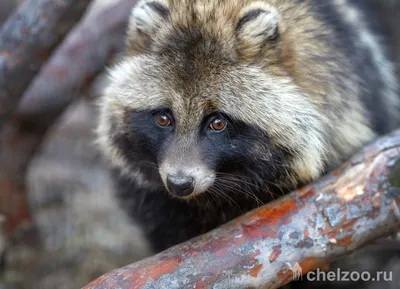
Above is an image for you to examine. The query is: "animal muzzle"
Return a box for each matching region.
[158,134,216,198]
[166,174,195,197]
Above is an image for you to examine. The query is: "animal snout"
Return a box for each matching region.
[166,175,195,197]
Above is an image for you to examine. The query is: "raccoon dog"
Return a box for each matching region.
[97,0,399,252]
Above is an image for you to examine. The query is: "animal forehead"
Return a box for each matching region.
[165,63,271,132]
[118,54,267,110]
[112,52,278,130]
[170,93,218,132]
[155,48,234,105]
[150,1,241,65]
[157,31,237,89]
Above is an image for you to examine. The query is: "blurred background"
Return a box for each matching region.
[0,1,152,288]
[0,0,399,289]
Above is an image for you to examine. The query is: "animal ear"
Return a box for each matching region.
[236,3,280,59]
[126,0,170,54]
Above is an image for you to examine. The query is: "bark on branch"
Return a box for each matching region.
[0,0,91,129]
[84,128,400,289]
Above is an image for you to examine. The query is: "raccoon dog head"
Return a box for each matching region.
[97,0,326,199]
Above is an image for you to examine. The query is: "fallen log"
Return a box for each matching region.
[84,128,400,289]
[0,0,91,129]
[0,0,137,235]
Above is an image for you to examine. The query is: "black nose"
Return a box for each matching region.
[166,175,194,197]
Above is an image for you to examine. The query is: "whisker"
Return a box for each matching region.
[215,178,263,207]
[208,187,231,207]
[216,173,286,206]
[217,171,286,196]
[209,186,242,211]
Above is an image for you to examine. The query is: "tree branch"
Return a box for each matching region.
[0,0,137,235]
[84,128,400,289]
[0,0,91,129]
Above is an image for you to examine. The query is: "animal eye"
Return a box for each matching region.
[155,113,172,127]
[209,117,227,131]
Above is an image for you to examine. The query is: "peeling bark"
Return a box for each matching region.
[0,0,137,235]
[0,0,91,129]
[84,129,400,289]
